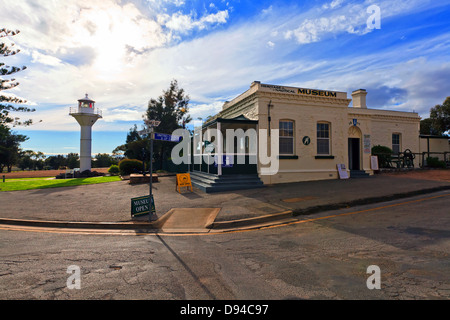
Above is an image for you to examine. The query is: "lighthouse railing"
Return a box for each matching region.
[69,107,102,117]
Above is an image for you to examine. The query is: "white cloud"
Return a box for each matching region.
[284,0,436,45]
[189,101,224,120]
[158,10,229,34]
[31,50,62,67]
[2,0,449,133]
[322,0,344,10]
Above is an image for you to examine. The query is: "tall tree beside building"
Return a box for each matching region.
[420,97,450,136]
[145,80,192,169]
[429,97,450,135]
[112,124,148,162]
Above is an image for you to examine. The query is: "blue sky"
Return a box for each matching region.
[1,0,450,155]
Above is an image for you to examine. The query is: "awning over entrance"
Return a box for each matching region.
[191,116,258,175]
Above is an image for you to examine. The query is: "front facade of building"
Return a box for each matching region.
[194,81,420,184]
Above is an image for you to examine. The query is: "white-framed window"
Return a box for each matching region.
[392,133,401,154]
[317,122,331,155]
[279,120,295,155]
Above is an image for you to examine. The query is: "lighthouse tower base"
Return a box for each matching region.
[79,125,93,172]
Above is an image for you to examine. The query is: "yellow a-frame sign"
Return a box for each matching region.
[176,173,193,193]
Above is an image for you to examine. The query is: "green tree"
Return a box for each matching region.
[420,118,435,135]
[45,155,66,170]
[112,125,147,162]
[0,124,27,172]
[1,28,36,172]
[17,150,35,170]
[429,97,450,136]
[93,153,117,168]
[66,153,79,169]
[145,80,192,168]
[1,28,34,126]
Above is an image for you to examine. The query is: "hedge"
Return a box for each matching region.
[118,159,143,175]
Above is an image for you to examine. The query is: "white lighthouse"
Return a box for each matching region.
[69,94,102,172]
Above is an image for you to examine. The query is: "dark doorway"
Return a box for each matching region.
[348,138,360,170]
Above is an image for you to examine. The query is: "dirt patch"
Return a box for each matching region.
[382,169,450,182]
[0,168,110,179]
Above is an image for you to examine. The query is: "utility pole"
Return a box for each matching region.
[145,119,161,222]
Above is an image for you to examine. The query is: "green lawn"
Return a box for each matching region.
[0,176,122,192]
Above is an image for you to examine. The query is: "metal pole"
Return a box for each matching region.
[149,133,154,222]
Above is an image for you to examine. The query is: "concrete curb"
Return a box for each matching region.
[1,185,449,233]
[290,185,450,217]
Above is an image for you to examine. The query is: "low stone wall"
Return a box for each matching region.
[129,174,159,185]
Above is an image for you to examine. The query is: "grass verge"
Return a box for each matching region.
[0,176,121,192]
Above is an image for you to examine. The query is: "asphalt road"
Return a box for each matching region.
[0,191,449,302]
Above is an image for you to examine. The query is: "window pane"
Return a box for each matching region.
[279,121,294,154]
[280,121,293,137]
[392,134,400,145]
[392,144,400,154]
[392,134,400,154]
[280,137,294,154]
[317,123,329,138]
[317,123,330,154]
[317,139,329,155]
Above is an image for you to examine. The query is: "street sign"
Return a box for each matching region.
[153,132,182,142]
[145,120,161,127]
[137,129,151,136]
[131,195,156,218]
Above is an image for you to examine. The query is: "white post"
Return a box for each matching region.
[217,122,222,176]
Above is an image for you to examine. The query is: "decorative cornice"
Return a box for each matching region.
[255,91,352,106]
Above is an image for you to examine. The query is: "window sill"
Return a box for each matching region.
[315,155,335,159]
[278,155,299,159]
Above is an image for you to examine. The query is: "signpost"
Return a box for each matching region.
[132,124,186,219]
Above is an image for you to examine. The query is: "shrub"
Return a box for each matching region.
[372,145,393,168]
[426,157,446,168]
[108,165,120,175]
[118,159,143,175]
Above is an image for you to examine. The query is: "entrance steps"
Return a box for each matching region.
[189,171,265,193]
[350,170,371,178]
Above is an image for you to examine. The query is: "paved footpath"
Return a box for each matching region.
[0,170,449,231]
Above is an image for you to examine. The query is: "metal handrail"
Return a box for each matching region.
[69,107,102,117]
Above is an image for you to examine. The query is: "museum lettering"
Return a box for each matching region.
[297,88,337,97]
